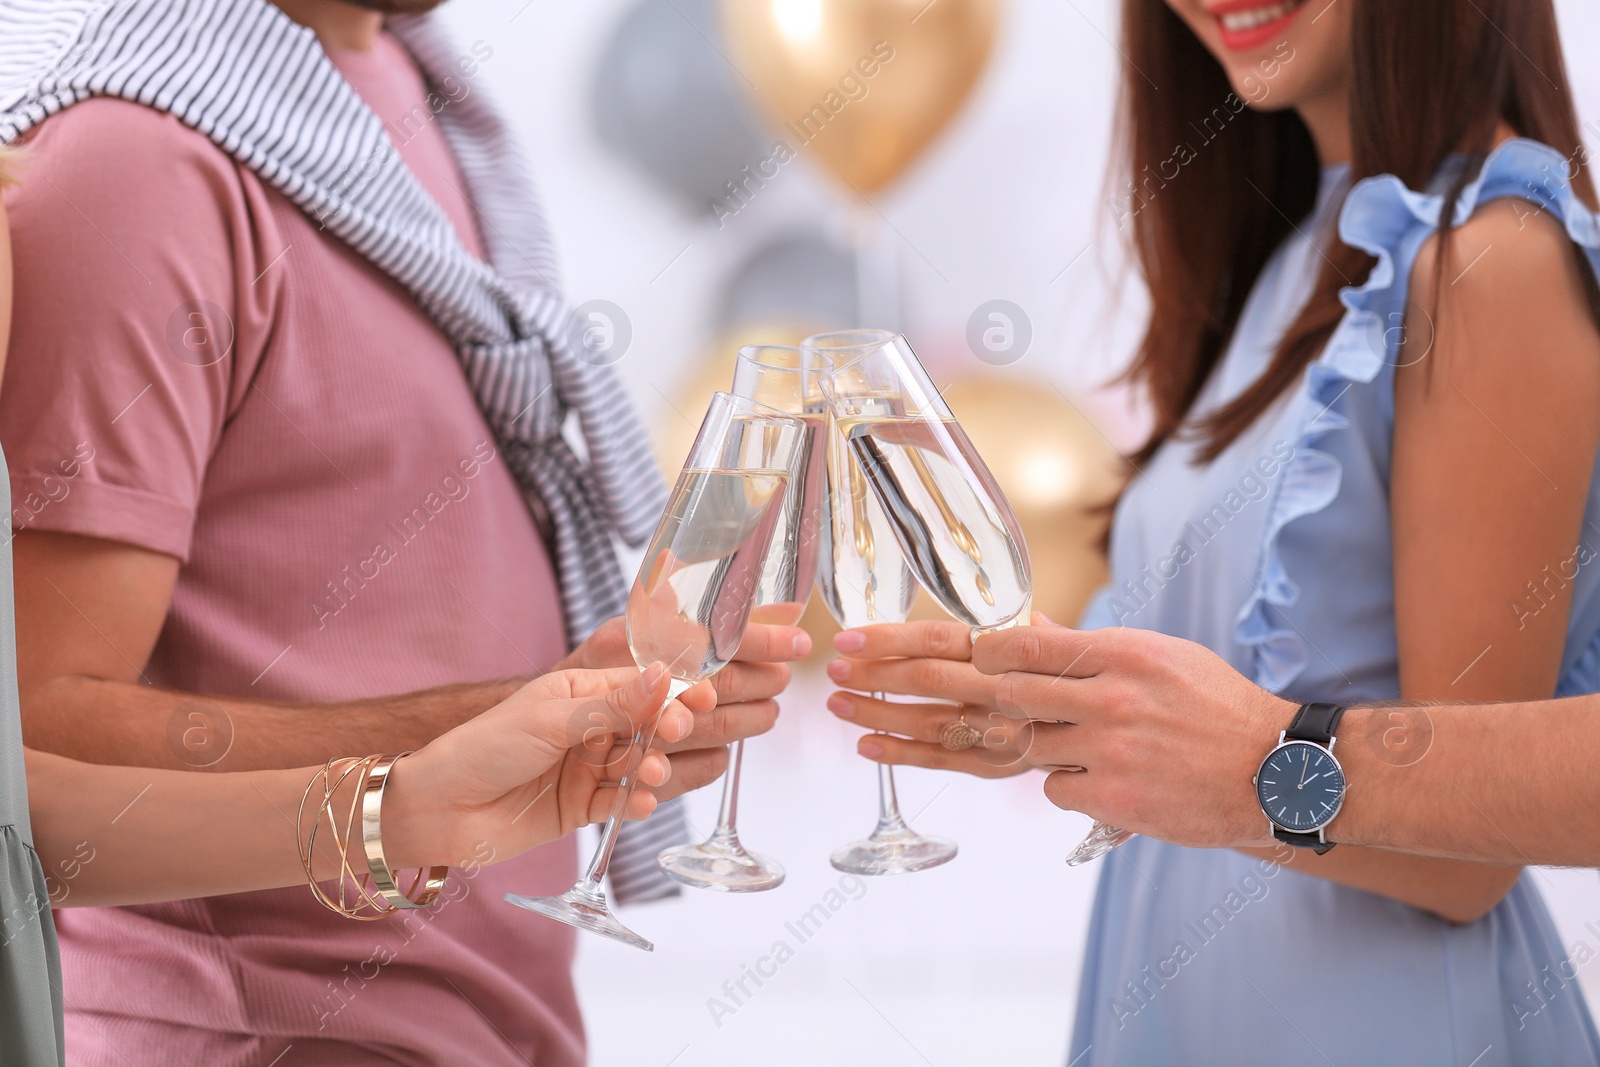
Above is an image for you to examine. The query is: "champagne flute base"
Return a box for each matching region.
[1065,822,1135,866]
[504,888,654,952]
[657,835,786,893]
[830,826,957,876]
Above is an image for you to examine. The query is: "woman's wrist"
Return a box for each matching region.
[367,750,448,870]
[296,761,364,882]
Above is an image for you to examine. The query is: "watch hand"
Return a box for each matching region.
[1297,750,1310,788]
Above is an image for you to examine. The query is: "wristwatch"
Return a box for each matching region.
[1253,702,1348,854]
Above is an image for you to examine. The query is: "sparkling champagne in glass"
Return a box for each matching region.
[825,339,1128,864]
[655,349,826,892]
[821,336,1032,634]
[820,334,1037,805]
[806,329,958,875]
[505,392,806,948]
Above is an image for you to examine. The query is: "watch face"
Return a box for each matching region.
[1256,741,1345,832]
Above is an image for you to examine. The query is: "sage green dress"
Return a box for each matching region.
[0,444,64,1066]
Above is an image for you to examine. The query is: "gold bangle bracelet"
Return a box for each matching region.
[360,752,447,910]
[299,756,390,921]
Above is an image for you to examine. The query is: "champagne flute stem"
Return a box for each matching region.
[872,695,910,835]
[576,693,672,891]
[875,762,912,835]
[708,739,745,843]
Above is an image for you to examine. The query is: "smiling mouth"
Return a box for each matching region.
[1210,0,1309,51]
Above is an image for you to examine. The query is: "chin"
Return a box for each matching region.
[346,0,451,13]
[1228,69,1304,113]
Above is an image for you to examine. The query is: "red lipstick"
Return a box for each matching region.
[1208,0,1307,52]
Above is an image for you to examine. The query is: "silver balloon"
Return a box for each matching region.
[591,0,771,213]
[718,231,858,333]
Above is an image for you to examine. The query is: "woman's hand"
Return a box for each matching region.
[827,619,1033,778]
[25,662,781,907]
[379,663,729,869]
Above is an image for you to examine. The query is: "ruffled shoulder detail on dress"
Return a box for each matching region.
[1233,138,1600,693]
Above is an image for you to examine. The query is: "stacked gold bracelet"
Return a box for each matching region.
[296,753,448,920]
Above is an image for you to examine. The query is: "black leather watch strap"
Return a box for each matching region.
[1273,826,1336,855]
[1269,702,1347,854]
[1284,701,1346,747]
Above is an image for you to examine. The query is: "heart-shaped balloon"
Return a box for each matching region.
[719,0,1002,195]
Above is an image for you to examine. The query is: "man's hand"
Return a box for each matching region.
[826,619,1031,778]
[971,616,1295,849]
[561,613,804,754]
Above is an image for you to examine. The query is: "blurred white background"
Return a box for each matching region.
[437,2,1600,1063]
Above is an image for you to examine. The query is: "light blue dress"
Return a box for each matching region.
[1072,140,1600,1067]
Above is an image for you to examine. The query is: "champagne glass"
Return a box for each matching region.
[655,347,826,892]
[506,392,806,948]
[820,338,1128,865]
[1063,823,1135,865]
[818,333,1036,793]
[817,333,1033,630]
[806,329,957,875]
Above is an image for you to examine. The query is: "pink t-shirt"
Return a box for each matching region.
[3,33,586,1067]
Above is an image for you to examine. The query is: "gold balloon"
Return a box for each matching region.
[719,0,1002,194]
[923,379,1122,628]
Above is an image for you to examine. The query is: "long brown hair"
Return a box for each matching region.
[1118,0,1594,464]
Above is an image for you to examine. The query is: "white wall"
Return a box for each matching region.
[437,3,1600,1064]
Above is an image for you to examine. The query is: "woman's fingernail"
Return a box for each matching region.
[827,693,854,718]
[640,662,666,689]
[826,658,851,682]
[858,738,883,759]
[1033,611,1058,627]
[833,630,866,653]
[792,631,813,658]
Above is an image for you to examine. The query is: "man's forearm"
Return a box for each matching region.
[1332,700,1600,867]
[974,624,1600,869]
[22,674,526,771]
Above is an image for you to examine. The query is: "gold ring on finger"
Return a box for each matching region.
[939,707,983,752]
